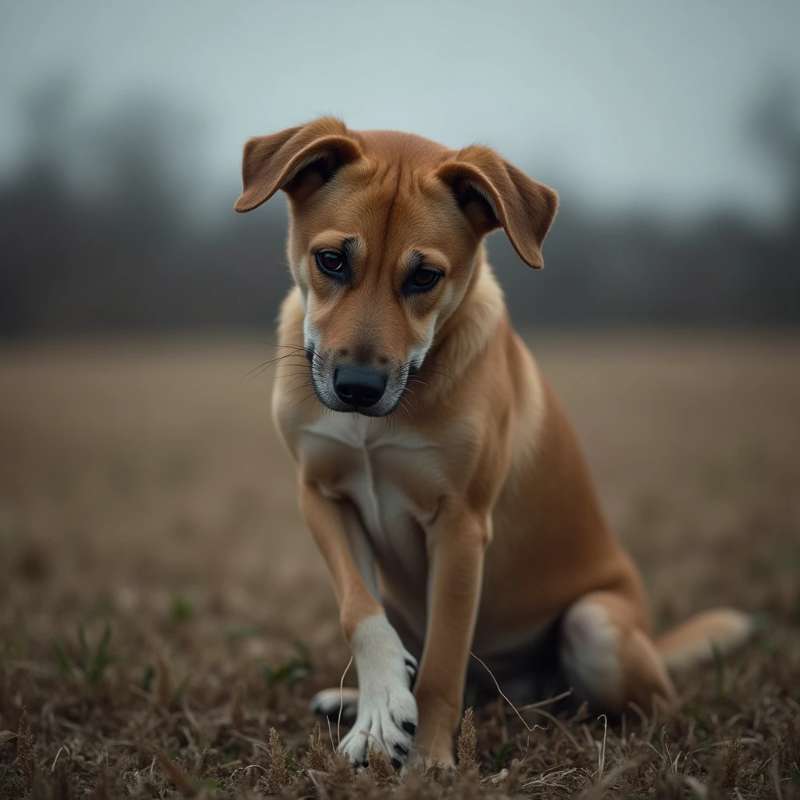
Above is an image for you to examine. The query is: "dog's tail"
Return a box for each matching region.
[656,608,754,672]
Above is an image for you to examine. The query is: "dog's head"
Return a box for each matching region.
[235,117,557,416]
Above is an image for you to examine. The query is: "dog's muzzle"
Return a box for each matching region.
[333,365,388,409]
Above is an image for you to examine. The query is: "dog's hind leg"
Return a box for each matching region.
[559,591,676,713]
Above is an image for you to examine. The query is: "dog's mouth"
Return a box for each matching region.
[305,345,410,417]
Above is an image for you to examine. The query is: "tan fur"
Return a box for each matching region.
[235,118,752,767]
[657,608,754,672]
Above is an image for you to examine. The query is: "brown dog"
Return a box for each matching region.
[234,117,751,767]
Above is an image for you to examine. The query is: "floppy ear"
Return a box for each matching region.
[234,117,362,212]
[436,146,558,268]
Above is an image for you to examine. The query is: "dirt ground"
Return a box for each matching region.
[0,331,798,799]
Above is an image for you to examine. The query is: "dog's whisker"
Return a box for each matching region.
[246,352,309,378]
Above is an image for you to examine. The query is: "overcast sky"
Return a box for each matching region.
[1,0,798,220]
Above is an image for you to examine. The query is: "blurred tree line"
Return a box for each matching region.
[1,79,798,338]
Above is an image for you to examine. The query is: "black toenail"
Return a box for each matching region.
[394,743,408,755]
[402,721,416,735]
[391,758,402,769]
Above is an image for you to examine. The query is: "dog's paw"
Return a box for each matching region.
[403,653,418,687]
[338,614,419,768]
[310,687,359,723]
[339,683,418,768]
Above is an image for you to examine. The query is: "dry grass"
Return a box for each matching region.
[0,331,798,799]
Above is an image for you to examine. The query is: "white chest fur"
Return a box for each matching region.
[300,413,442,569]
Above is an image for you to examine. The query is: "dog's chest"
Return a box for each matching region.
[300,414,443,561]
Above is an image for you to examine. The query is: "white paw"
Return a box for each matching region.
[338,614,418,767]
[339,685,417,767]
[310,687,359,722]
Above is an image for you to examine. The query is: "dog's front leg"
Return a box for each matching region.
[299,480,418,767]
[413,508,488,766]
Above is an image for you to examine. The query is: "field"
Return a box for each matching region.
[0,332,798,799]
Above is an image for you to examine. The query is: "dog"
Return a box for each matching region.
[234,117,752,768]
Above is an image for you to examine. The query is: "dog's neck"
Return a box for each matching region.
[423,250,507,394]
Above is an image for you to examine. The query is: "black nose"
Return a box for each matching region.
[333,365,388,408]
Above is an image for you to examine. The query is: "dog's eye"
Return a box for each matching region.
[315,249,346,277]
[405,267,443,294]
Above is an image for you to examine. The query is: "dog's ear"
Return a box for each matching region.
[436,147,558,268]
[234,117,362,212]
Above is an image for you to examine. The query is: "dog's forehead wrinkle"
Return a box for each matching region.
[378,165,404,271]
[347,161,408,289]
